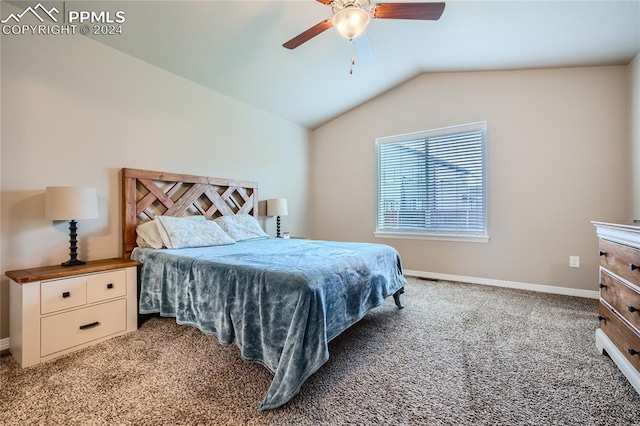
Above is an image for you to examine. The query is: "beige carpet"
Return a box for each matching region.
[1,278,638,425]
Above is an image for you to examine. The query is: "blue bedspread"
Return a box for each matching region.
[132,238,406,410]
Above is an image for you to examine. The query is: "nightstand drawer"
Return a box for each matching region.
[40,299,127,357]
[600,239,640,286]
[600,271,640,331]
[87,270,126,303]
[40,276,87,314]
[599,302,640,372]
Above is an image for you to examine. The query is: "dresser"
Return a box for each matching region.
[6,258,138,368]
[592,221,640,394]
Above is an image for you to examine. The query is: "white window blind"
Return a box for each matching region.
[375,122,488,242]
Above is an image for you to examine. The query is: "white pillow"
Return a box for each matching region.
[155,215,235,249]
[136,216,205,249]
[214,214,269,242]
[136,220,166,249]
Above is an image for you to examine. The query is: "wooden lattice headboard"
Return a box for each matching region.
[122,168,258,259]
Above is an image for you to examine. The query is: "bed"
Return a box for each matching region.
[122,168,407,410]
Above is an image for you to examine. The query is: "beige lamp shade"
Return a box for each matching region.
[266,198,288,217]
[45,186,99,221]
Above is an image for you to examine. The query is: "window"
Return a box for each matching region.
[375,122,488,242]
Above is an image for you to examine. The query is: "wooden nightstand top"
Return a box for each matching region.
[6,258,139,284]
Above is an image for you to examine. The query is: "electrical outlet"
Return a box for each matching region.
[569,256,580,268]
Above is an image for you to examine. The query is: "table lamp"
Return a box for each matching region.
[266,198,288,238]
[45,186,99,266]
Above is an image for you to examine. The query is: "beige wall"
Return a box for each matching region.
[0,25,309,338]
[310,66,630,291]
[631,53,640,219]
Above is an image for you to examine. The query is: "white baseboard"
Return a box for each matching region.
[0,337,9,352]
[404,270,599,300]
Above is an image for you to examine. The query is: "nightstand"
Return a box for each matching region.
[6,258,139,368]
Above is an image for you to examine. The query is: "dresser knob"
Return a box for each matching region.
[629,347,639,356]
[107,283,114,289]
[628,305,639,313]
[599,251,607,257]
[62,291,70,298]
[599,283,607,289]
[598,315,606,322]
[630,263,639,271]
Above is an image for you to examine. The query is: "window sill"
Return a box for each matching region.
[374,231,489,243]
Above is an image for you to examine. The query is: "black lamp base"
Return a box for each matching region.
[61,259,86,267]
[276,216,282,238]
[62,219,85,267]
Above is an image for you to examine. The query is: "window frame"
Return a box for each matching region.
[374,122,489,243]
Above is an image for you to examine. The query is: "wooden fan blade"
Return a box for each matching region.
[373,2,445,20]
[283,19,333,49]
[316,0,333,4]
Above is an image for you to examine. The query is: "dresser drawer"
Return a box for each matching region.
[40,276,87,314]
[600,239,640,286]
[40,299,127,357]
[87,270,126,303]
[600,271,640,331]
[599,302,640,372]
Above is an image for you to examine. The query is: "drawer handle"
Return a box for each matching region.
[599,283,607,289]
[597,315,606,322]
[630,263,639,271]
[628,305,639,313]
[107,283,114,289]
[599,251,607,257]
[79,321,100,330]
[629,347,639,356]
[62,291,70,298]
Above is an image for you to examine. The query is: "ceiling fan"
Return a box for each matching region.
[283,0,446,50]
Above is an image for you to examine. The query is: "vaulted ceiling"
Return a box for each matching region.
[14,1,640,129]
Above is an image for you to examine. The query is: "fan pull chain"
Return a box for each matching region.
[349,57,356,75]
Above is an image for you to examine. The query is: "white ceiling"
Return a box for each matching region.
[80,1,640,129]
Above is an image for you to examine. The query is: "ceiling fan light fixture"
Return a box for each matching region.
[332,7,371,40]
